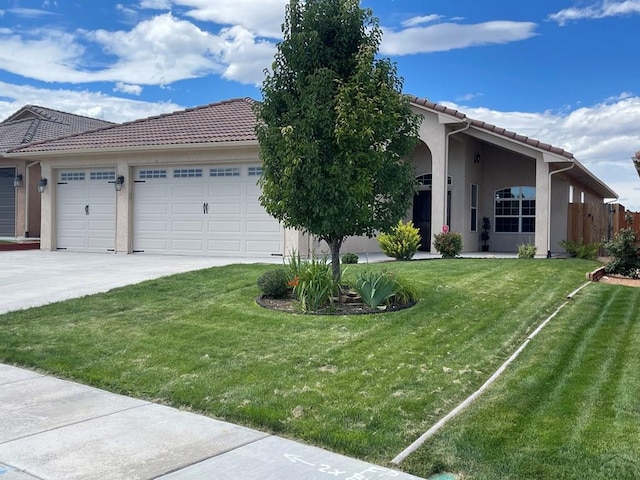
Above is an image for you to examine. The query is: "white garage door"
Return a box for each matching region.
[133,165,283,256]
[56,169,117,252]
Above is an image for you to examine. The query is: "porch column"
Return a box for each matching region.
[535,158,549,257]
[115,160,130,253]
[422,126,447,252]
[39,163,54,251]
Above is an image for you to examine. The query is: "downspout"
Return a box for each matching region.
[443,120,472,229]
[25,161,40,238]
[547,162,574,258]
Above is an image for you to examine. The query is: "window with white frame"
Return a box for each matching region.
[470,184,478,232]
[495,186,536,233]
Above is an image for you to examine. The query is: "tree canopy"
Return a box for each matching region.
[256,0,421,279]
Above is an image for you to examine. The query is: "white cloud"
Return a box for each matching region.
[0,81,181,124]
[456,92,483,102]
[6,8,55,18]
[549,0,640,25]
[401,15,444,28]
[444,95,640,209]
[139,0,172,9]
[381,21,538,55]
[171,0,287,38]
[114,82,143,95]
[0,13,276,87]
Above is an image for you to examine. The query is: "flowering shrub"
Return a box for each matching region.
[433,232,462,258]
[377,220,421,261]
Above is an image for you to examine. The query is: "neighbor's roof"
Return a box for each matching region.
[8,98,259,154]
[0,105,113,153]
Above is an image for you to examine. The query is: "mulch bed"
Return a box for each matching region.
[256,295,416,315]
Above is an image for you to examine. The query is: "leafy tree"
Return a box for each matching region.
[256,0,421,281]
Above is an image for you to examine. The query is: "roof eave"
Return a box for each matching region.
[5,139,260,159]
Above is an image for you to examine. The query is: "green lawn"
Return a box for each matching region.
[2,258,635,478]
[402,281,640,479]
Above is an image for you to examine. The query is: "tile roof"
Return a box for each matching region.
[10,96,577,163]
[0,105,113,153]
[9,98,259,154]
[408,95,575,160]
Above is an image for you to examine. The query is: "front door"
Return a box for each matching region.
[413,190,452,252]
[413,190,431,251]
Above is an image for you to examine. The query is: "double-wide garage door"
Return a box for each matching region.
[132,165,282,256]
[55,165,282,256]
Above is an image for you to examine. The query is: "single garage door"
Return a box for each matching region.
[56,169,117,252]
[133,165,283,256]
[0,167,16,237]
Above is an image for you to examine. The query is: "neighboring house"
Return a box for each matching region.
[0,106,113,238]
[6,97,617,257]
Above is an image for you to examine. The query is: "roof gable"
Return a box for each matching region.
[0,105,114,153]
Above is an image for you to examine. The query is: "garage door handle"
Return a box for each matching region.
[85,205,89,215]
[203,203,209,214]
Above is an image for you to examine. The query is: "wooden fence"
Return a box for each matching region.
[567,203,640,247]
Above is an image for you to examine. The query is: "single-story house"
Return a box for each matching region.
[0,105,113,238]
[5,96,617,257]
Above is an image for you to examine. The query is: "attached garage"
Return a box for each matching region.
[55,169,116,252]
[132,164,282,256]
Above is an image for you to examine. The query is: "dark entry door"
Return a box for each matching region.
[413,190,451,252]
[0,168,16,237]
[413,190,431,251]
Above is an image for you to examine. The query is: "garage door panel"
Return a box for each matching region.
[133,165,282,256]
[171,238,205,252]
[56,170,116,252]
[207,221,241,233]
[171,203,205,215]
[247,221,282,234]
[209,203,241,215]
[172,220,206,232]
[207,240,242,252]
[210,186,242,197]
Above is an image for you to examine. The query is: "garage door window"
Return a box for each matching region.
[61,172,86,181]
[90,171,116,181]
[139,170,167,179]
[210,167,240,177]
[248,166,263,176]
[174,168,203,178]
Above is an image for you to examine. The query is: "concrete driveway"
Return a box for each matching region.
[0,250,282,314]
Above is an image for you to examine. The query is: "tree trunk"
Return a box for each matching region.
[328,236,343,283]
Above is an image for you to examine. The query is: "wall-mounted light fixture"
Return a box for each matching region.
[474,154,481,164]
[13,174,23,188]
[114,175,125,192]
[37,178,48,193]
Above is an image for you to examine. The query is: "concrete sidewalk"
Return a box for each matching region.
[0,364,424,480]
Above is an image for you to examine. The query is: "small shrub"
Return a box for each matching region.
[257,268,289,298]
[353,270,417,308]
[377,220,421,261]
[433,232,462,258]
[518,243,537,258]
[341,252,359,264]
[559,239,602,260]
[354,270,399,308]
[604,228,640,278]
[293,256,340,312]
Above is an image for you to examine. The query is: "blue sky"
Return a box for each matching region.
[1,0,639,208]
